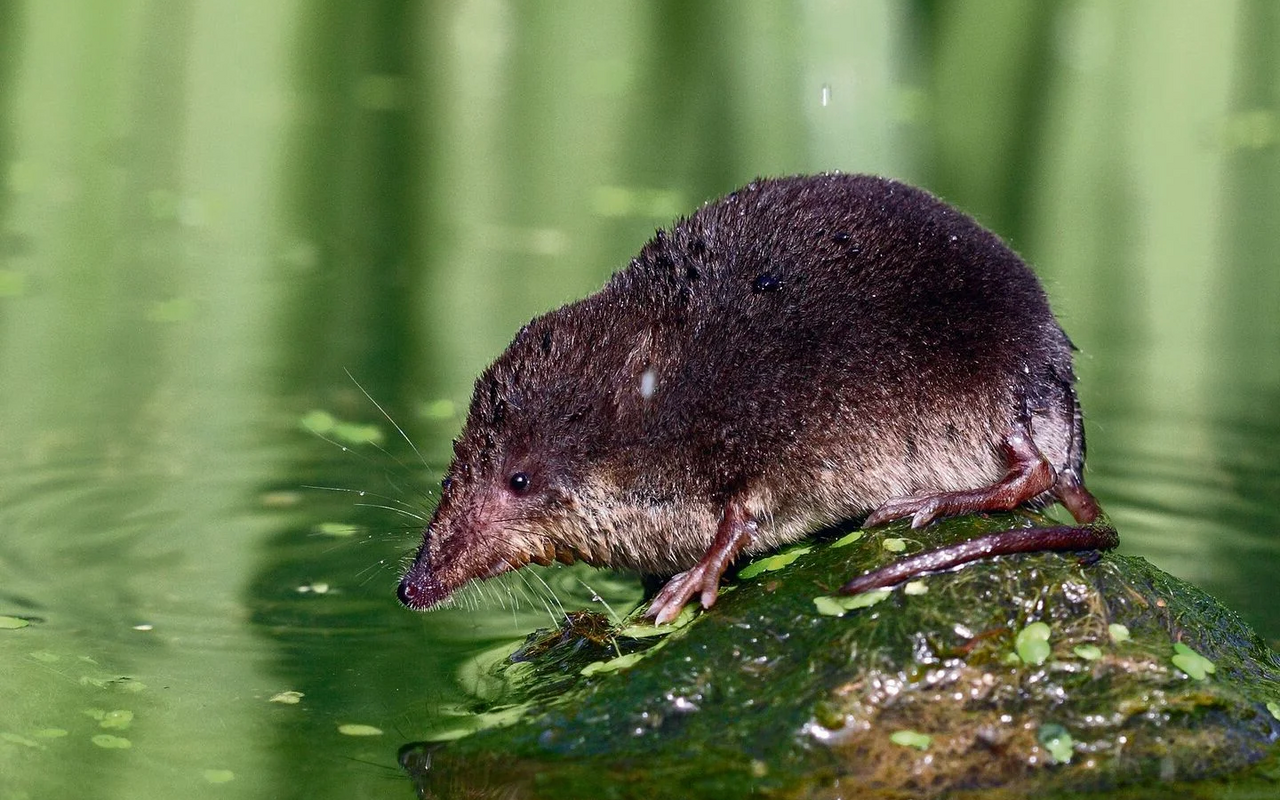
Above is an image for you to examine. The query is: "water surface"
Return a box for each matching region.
[2,3,1277,798]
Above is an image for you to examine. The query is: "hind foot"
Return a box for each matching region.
[865,428,1056,529]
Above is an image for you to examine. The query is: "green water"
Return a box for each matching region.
[1,2,1278,798]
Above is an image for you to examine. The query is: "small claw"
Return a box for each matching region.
[869,496,943,529]
[649,499,754,623]
[652,602,682,625]
[909,504,940,529]
[700,568,723,608]
[865,501,908,528]
[647,570,700,625]
[654,589,696,624]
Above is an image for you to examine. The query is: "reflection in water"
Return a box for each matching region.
[1094,388,1280,633]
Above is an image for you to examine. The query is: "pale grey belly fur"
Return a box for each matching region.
[570,396,1071,577]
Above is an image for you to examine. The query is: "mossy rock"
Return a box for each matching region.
[400,512,1280,799]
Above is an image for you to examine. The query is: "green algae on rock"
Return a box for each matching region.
[400,513,1280,799]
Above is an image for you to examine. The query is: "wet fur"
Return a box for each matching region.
[400,174,1086,608]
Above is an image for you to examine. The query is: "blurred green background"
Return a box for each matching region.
[1,1,1278,798]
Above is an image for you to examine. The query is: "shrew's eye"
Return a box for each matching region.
[508,472,531,493]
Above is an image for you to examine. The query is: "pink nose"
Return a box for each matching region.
[397,578,423,608]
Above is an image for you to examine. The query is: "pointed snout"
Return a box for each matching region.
[398,540,446,611]
[397,556,444,611]
[397,500,506,611]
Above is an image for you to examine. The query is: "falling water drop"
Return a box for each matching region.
[820,83,832,107]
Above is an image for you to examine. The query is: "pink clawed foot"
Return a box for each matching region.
[864,496,947,529]
[863,428,1058,530]
[646,566,719,624]
[644,499,756,625]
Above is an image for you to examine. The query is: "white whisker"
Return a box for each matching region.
[345,368,431,470]
[514,568,562,625]
[353,503,426,522]
[303,484,425,515]
[576,577,621,625]
[528,569,568,619]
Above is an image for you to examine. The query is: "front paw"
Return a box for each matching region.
[645,565,720,625]
[645,570,697,624]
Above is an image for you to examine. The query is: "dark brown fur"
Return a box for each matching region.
[398,174,1115,622]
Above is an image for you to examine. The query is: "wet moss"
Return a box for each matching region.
[401,512,1280,799]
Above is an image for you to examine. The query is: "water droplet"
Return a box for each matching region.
[821,83,832,107]
[639,369,657,400]
[671,696,698,712]
[752,273,781,293]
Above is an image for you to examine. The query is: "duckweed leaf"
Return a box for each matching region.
[1016,622,1052,665]
[1171,643,1215,680]
[0,616,30,629]
[1018,639,1051,666]
[1,733,41,748]
[813,596,850,617]
[91,734,132,749]
[1019,622,1051,641]
[846,589,891,609]
[300,410,336,434]
[337,724,383,736]
[1038,723,1074,764]
[421,399,457,419]
[813,590,891,617]
[881,538,907,552]
[889,730,932,750]
[738,546,811,579]
[830,530,865,548]
[1073,645,1102,661]
[98,710,133,730]
[1108,623,1130,643]
[331,422,384,446]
